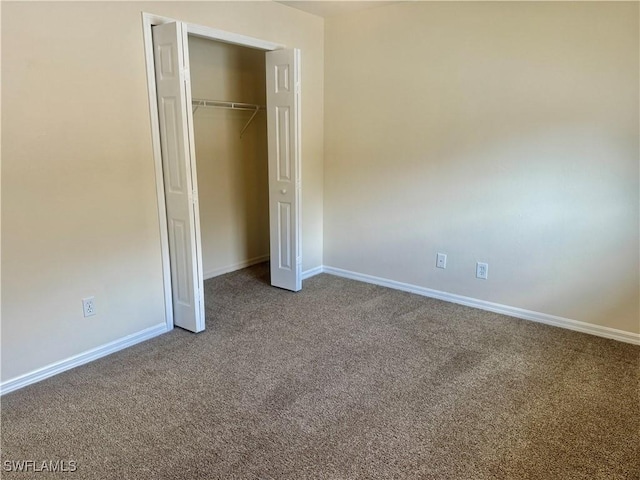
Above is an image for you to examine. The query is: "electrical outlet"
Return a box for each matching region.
[82,297,96,317]
[476,262,488,280]
[436,253,447,269]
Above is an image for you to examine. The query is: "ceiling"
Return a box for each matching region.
[277,1,397,18]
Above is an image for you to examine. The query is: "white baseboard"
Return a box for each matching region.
[1,323,169,396]
[320,266,640,346]
[302,265,324,280]
[4,266,636,396]
[203,254,270,280]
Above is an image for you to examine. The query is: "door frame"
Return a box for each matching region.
[141,12,292,331]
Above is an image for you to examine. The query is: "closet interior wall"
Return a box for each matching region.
[188,36,269,279]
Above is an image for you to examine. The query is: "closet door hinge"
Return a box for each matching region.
[181,68,191,88]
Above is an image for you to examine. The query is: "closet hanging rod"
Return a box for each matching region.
[191,98,265,112]
[191,98,265,138]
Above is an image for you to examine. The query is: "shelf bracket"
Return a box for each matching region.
[239,105,261,138]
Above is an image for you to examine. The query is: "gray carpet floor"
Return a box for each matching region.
[1,263,639,479]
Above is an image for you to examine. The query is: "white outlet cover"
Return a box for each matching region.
[436,253,447,269]
[82,297,96,317]
[476,262,488,279]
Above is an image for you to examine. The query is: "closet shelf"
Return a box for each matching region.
[191,98,265,138]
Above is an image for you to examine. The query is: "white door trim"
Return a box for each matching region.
[141,12,293,330]
[186,23,285,50]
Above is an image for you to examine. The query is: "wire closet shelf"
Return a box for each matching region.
[191,98,266,138]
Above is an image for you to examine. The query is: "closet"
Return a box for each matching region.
[148,18,301,332]
[188,36,270,280]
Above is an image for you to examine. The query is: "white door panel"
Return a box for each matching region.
[152,22,205,332]
[266,49,301,291]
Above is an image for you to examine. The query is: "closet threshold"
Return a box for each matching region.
[192,98,265,138]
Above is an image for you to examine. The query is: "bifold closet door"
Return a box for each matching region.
[152,22,205,332]
[266,49,302,292]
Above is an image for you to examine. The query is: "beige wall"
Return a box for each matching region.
[324,2,639,333]
[1,1,324,383]
[189,37,269,277]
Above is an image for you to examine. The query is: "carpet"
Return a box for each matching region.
[2,263,638,479]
